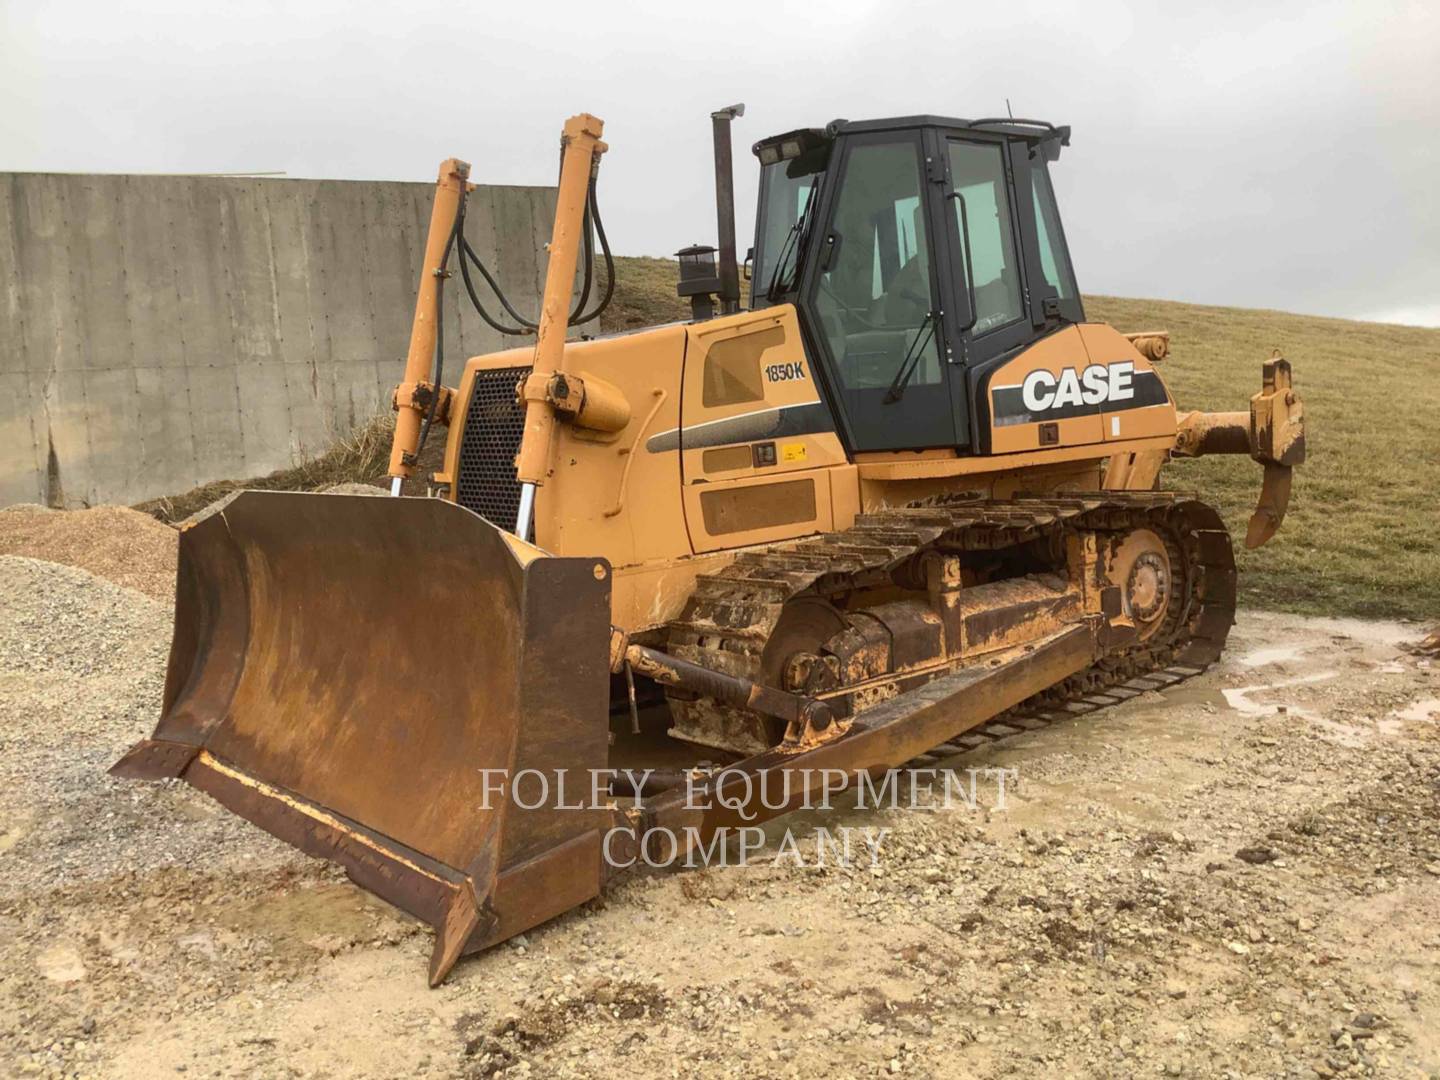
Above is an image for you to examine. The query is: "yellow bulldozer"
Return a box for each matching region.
[114,109,1306,984]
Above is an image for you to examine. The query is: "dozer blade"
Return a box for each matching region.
[111,491,614,985]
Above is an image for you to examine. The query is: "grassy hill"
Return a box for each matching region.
[140,255,1440,622]
[598,256,698,332]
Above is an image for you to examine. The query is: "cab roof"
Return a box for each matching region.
[753,116,1070,162]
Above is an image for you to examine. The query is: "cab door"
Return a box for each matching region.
[939,130,1089,448]
[800,131,961,451]
[936,133,1036,428]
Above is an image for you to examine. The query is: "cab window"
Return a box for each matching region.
[947,141,1025,335]
[753,157,822,303]
[812,140,942,393]
[1030,160,1078,301]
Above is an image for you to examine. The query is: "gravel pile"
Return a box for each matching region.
[0,554,292,899]
[0,555,165,680]
[177,481,386,529]
[0,505,177,602]
[320,482,388,496]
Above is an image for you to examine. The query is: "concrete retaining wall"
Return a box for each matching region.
[0,173,563,508]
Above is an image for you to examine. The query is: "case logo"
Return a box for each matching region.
[1021,361,1134,412]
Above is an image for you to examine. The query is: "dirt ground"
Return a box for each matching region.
[1,527,1438,1079]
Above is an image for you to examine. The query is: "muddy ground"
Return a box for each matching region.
[1,531,1438,1079]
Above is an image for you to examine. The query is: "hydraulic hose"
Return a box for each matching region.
[570,177,615,326]
[456,172,613,333]
[418,157,618,461]
[572,194,595,321]
[460,234,535,334]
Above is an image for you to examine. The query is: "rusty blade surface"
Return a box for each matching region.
[111,491,613,984]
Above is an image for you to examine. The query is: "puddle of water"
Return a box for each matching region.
[1375,716,1405,738]
[1238,645,1306,669]
[1310,717,1371,748]
[1159,684,1230,710]
[1372,661,1407,675]
[1397,697,1440,723]
[1283,615,1418,647]
[1220,670,1337,720]
[36,944,86,983]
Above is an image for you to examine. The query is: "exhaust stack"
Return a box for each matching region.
[710,103,744,316]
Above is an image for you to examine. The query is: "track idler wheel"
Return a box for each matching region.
[1108,527,1174,641]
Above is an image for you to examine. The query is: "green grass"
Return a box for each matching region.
[599,256,694,333]
[139,256,1440,620]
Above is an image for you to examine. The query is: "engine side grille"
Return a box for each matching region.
[454,365,530,529]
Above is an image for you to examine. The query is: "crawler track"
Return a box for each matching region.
[666,492,1236,754]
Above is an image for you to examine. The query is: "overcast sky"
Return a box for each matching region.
[3,1,1436,326]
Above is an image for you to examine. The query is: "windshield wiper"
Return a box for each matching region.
[765,183,820,301]
[764,222,802,301]
[884,311,938,403]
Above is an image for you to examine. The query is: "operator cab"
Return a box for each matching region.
[750,116,1081,453]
